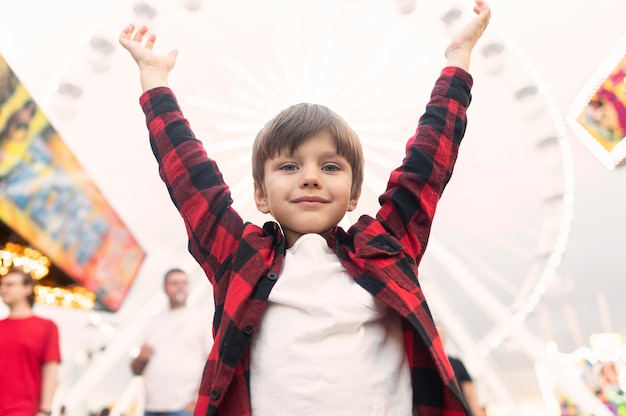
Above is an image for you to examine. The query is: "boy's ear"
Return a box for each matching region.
[254,182,270,214]
[347,190,361,212]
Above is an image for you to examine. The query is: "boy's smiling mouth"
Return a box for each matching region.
[292,196,328,204]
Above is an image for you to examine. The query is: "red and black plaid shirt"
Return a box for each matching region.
[141,66,473,416]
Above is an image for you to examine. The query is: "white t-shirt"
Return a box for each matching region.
[143,305,213,411]
[250,233,412,415]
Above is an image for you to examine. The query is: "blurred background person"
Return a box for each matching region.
[436,323,486,416]
[130,268,213,416]
[0,266,61,416]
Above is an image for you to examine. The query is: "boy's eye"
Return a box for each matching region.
[279,163,298,171]
[322,164,340,172]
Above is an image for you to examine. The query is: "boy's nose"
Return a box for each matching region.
[301,166,321,188]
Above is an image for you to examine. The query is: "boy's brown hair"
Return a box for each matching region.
[252,103,364,198]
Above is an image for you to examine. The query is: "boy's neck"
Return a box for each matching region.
[285,229,336,249]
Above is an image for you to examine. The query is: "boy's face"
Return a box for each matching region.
[254,131,359,247]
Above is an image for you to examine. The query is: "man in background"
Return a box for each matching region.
[0,267,61,416]
[131,268,213,416]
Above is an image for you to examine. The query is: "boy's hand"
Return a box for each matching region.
[119,24,179,91]
[445,0,491,71]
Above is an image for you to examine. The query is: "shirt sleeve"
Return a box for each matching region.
[449,356,473,383]
[377,66,473,264]
[43,320,61,363]
[140,87,244,285]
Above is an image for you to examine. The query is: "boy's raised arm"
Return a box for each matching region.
[377,0,490,261]
[119,24,244,286]
[445,0,491,71]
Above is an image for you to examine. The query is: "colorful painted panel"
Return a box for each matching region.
[0,54,145,312]
[567,34,626,169]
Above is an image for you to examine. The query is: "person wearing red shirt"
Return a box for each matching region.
[0,268,61,416]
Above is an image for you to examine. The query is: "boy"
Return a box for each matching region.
[120,1,491,415]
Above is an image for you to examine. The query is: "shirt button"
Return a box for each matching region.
[210,388,221,400]
[266,272,278,281]
[243,325,253,335]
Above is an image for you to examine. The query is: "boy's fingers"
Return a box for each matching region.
[132,25,149,42]
[144,34,157,50]
[119,24,134,42]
